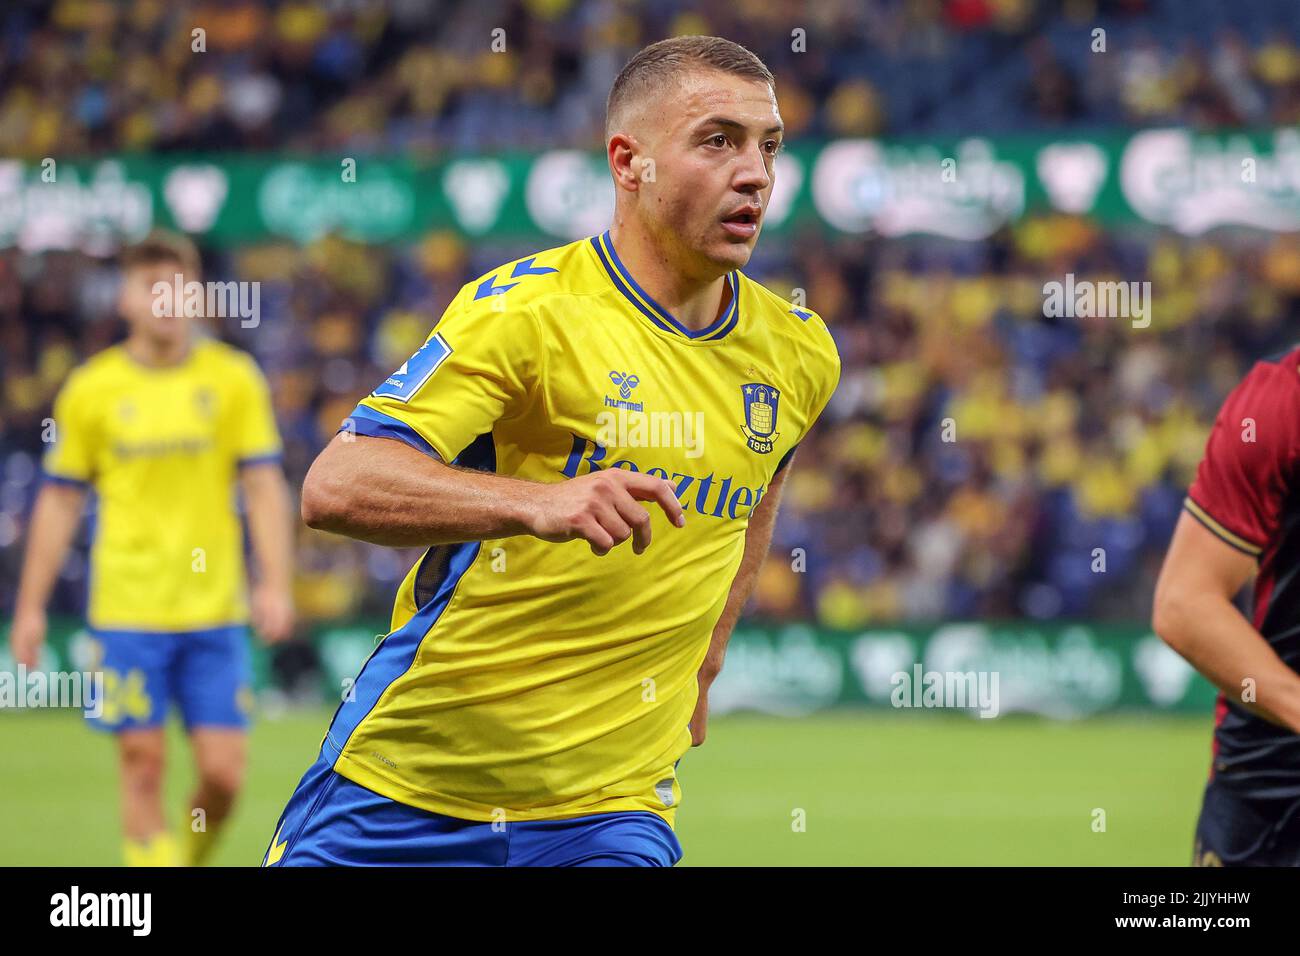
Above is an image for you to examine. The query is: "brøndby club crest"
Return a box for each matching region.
[741,382,780,453]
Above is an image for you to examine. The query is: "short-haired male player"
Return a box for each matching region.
[11,232,295,866]
[265,36,840,866]
[1154,343,1300,865]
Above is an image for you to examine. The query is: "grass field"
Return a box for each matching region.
[0,709,1213,866]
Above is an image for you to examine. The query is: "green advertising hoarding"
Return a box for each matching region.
[1,127,1297,250]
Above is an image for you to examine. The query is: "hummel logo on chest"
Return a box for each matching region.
[604,370,643,411]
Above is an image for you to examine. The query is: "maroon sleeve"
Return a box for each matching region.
[1185,355,1300,558]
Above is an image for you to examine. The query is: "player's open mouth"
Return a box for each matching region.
[721,207,761,239]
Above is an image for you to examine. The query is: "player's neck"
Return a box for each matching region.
[124,332,195,369]
[607,224,731,332]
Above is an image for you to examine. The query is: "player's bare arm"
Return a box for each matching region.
[10,482,86,668]
[689,452,791,747]
[301,431,686,556]
[240,461,296,643]
[1153,510,1300,733]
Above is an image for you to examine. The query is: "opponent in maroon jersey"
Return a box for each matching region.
[1154,343,1300,866]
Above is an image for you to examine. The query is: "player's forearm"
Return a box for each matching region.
[242,466,295,589]
[1154,588,1300,733]
[15,485,86,613]
[702,541,766,679]
[700,468,787,680]
[301,434,538,547]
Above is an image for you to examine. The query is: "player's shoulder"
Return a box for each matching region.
[193,338,265,382]
[1256,342,1300,384]
[740,273,837,344]
[452,236,602,315]
[1209,344,1300,464]
[58,343,132,399]
[738,271,840,380]
[1226,343,1300,410]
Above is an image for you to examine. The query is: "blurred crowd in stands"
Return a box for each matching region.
[2,0,1299,629]
[2,0,1300,154]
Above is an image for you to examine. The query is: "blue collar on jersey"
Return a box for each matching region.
[590,230,741,341]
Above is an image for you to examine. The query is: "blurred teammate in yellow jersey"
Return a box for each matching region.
[264,35,839,866]
[10,231,296,866]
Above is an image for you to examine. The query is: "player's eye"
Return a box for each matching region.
[706,133,729,148]
[763,140,782,155]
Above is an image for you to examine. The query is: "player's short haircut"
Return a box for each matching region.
[120,229,202,281]
[606,36,775,139]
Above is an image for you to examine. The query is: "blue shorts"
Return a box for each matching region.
[85,626,254,733]
[264,746,684,867]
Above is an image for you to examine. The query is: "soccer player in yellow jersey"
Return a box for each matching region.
[264,36,839,866]
[10,232,296,867]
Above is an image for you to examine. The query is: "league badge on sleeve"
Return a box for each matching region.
[741,382,780,454]
[373,333,452,403]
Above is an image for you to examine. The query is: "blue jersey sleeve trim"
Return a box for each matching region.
[41,469,90,489]
[237,452,283,469]
[343,405,440,459]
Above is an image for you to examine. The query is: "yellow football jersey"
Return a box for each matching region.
[329,231,840,826]
[43,337,282,631]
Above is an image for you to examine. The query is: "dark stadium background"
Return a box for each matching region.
[2,0,1299,865]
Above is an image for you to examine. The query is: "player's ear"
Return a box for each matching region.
[608,132,642,192]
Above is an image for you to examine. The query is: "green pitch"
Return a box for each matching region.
[0,709,1211,866]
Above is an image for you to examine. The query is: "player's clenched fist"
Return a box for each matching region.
[528,469,686,556]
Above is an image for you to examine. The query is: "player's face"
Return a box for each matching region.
[118,261,199,349]
[642,71,782,275]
